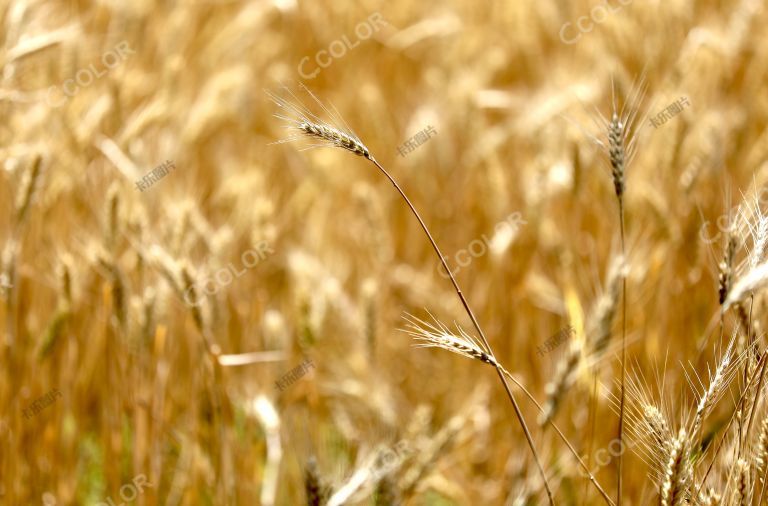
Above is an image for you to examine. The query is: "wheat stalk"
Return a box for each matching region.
[595,74,647,505]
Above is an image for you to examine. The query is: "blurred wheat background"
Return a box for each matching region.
[2,0,768,504]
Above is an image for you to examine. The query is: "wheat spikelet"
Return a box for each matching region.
[733,303,759,349]
[106,182,121,250]
[304,457,329,506]
[58,257,73,309]
[719,233,737,305]
[400,413,467,498]
[750,214,768,270]
[755,417,768,485]
[141,287,156,347]
[37,261,75,359]
[725,262,768,309]
[691,340,735,439]
[538,256,623,427]
[732,459,751,505]
[1,240,18,347]
[269,85,370,158]
[374,474,400,506]
[362,278,378,362]
[95,251,128,331]
[588,256,626,356]
[402,313,497,367]
[608,113,626,198]
[643,404,673,463]
[737,350,760,447]
[539,339,581,426]
[180,262,205,333]
[741,193,768,270]
[660,429,691,506]
[699,488,722,505]
[14,154,42,225]
[297,121,370,158]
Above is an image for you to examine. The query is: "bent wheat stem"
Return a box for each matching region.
[366,155,554,504]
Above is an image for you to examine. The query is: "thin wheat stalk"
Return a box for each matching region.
[14,154,42,226]
[364,156,559,504]
[271,85,558,503]
[583,73,647,506]
[611,107,629,506]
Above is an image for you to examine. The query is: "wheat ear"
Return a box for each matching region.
[660,429,691,506]
[694,348,768,498]
[718,233,737,306]
[690,340,736,440]
[732,459,751,506]
[539,339,581,426]
[642,404,673,468]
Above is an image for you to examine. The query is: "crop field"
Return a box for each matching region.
[2,0,768,504]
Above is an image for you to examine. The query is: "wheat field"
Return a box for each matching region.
[2,0,768,504]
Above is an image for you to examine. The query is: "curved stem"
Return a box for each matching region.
[366,155,555,505]
[617,196,626,506]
